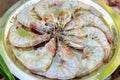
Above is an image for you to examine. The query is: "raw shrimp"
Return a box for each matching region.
[35,1,63,26]
[13,38,56,72]
[72,39,104,76]
[9,22,50,47]
[60,34,85,49]
[17,5,48,34]
[63,27,111,53]
[58,1,91,29]
[35,1,55,21]
[35,42,79,79]
[62,1,91,14]
[64,13,113,44]
[61,27,111,62]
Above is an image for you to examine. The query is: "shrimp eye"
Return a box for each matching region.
[45,23,48,26]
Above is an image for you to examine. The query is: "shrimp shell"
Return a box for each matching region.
[61,27,111,62]
[17,5,48,34]
[34,42,79,79]
[64,13,113,44]
[13,38,56,72]
[72,39,104,76]
[9,22,50,47]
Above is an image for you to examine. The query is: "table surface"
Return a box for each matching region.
[0,0,120,80]
[0,0,18,17]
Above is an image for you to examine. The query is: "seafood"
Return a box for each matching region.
[35,1,55,21]
[17,5,48,34]
[9,22,50,47]
[62,1,91,14]
[35,1,63,27]
[35,42,79,79]
[8,1,114,79]
[61,27,111,62]
[59,34,84,49]
[72,39,104,76]
[58,1,91,28]
[13,38,56,72]
[64,13,113,44]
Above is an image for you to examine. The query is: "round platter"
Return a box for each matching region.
[0,0,120,80]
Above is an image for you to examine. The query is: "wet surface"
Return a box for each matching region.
[0,0,120,80]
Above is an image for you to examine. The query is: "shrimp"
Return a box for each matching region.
[58,1,91,29]
[59,34,85,49]
[9,22,50,47]
[72,39,104,76]
[17,5,48,34]
[61,27,111,62]
[64,13,113,44]
[35,1,55,21]
[62,1,91,14]
[35,1,63,27]
[35,42,79,79]
[13,38,56,72]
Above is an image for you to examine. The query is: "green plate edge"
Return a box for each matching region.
[93,0,120,80]
[0,0,22,79]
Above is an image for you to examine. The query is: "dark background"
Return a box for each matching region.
[0,0,18,17]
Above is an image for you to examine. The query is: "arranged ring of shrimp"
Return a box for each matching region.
[8,0,114,79]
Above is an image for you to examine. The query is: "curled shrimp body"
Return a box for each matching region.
[72,39,104,76]
[45,42,79,79]
[13,38,56,72]
[62,1,91,14]
[17,5,48,34]
[35,1,55,21]
[9,22,50,47]
[35,1,63,27]
[36,42,79,79]
[58,1,91,28]
[61,27,111,62]
[64,13,113,44]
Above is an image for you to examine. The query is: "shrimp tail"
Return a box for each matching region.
[103,48,113,63]
[107,36,114,45]
[103,58,109,63]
